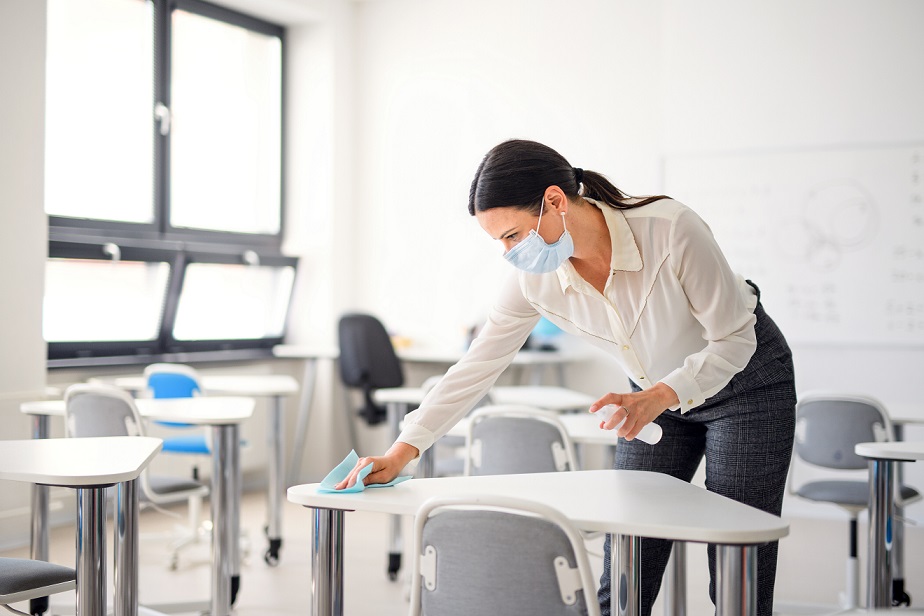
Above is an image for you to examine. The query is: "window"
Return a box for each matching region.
[45,0,295,367]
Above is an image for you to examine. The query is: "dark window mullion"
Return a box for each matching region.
[155,0,171,238]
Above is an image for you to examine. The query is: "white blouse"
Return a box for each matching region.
[397,198,758,455]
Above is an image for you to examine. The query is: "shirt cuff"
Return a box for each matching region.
[396,424,436,459]
[660,370,704,414]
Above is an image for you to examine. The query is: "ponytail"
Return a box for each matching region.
[469,139,669,215]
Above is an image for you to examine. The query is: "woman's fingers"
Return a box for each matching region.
[334,457,374,490]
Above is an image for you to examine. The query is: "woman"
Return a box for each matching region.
[336,139,796,616]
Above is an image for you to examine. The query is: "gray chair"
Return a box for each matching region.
[63,384,210,570]
[410,495,600,616]
[464,405,578,476]
[0,558,76,616]
[790,391,921,610]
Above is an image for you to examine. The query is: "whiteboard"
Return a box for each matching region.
[663,145,924,346]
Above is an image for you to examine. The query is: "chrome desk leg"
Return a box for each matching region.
[288,358,318,487]
[664,542,687,616]
[76,487,108,616]
[867,457,894,608]
[386,402,404,580]
[211,424,239,616]
[230,423,242,604]
[716,544,757,616]
[892,424,910,606]
[612,533,640,616]
[311,508,345,616]
[266,394,285,565]
[114,479,139,616]
[30,414,50,616]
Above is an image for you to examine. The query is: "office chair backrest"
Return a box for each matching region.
[795,392,893,471]
[64,383,145,438]
[337,313,404,389]
[465,405,577,476]
[144,363,202,399]
[411,495,600,616]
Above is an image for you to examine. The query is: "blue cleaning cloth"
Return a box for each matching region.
[317,450,412,494]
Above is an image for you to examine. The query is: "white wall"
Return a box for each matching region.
[0,0,48,549]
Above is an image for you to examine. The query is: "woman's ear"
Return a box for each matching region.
[544,186,568,214]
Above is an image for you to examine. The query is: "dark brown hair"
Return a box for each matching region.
[468,139,669,215]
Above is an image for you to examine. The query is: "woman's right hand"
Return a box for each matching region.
[334,442,420,490]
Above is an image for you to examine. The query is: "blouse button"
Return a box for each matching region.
[622,345,630,350]
[638,376,645,380]
[687,399,694,405]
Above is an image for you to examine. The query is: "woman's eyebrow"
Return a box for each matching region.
[497,226,518,240]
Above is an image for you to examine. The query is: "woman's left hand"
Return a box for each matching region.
[589,382,680,441]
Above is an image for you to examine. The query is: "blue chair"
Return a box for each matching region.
[142,363,211,570]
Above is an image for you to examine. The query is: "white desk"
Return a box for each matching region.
[446,411,612,445]
[91,374,299,565]
[855,441,924,609]
[376,385,597,579]
[0,436,162,616]
[396,346,588,387]
[21,397,254,616]
[287,469,789,616]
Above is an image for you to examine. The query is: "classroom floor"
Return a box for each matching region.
[1,488,922,616]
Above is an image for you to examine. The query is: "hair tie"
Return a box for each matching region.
[573,167,584,184]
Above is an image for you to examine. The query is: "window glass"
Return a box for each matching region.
[169,10,282,234]
[44,258,169,342]
[45,0,155,223]
[173,263,294,340]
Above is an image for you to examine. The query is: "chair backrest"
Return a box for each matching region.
[144,363,203,399]
[794,392,894,471]
[465,405,578,476]
[64,383,145,438]
[411,495,600,616]
[337,313,403,390]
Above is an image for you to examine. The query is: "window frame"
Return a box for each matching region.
[46,0,294,368]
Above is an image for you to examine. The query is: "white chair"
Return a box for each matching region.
[410,495,601,616]
[63,383,210,571]
[790,391,921,610]
[464,404,579,476]
[0,557,76,616]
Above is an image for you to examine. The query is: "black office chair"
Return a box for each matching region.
[337,312,406,426]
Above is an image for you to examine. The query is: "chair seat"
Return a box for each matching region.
[161,434,210,455]
[0,557,76,604]
[797,480,920,507]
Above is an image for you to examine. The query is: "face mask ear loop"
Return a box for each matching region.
[535,198,545,234]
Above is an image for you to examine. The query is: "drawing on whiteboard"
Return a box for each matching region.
[780,180,878,271]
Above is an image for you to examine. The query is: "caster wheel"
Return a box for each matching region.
[231,575,240,606]
[264,538,282,566]
[387,552,401,582]
[893,578,911,607]
[29,596,49,616]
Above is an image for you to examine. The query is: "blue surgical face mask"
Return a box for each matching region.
[503,199,574,273]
